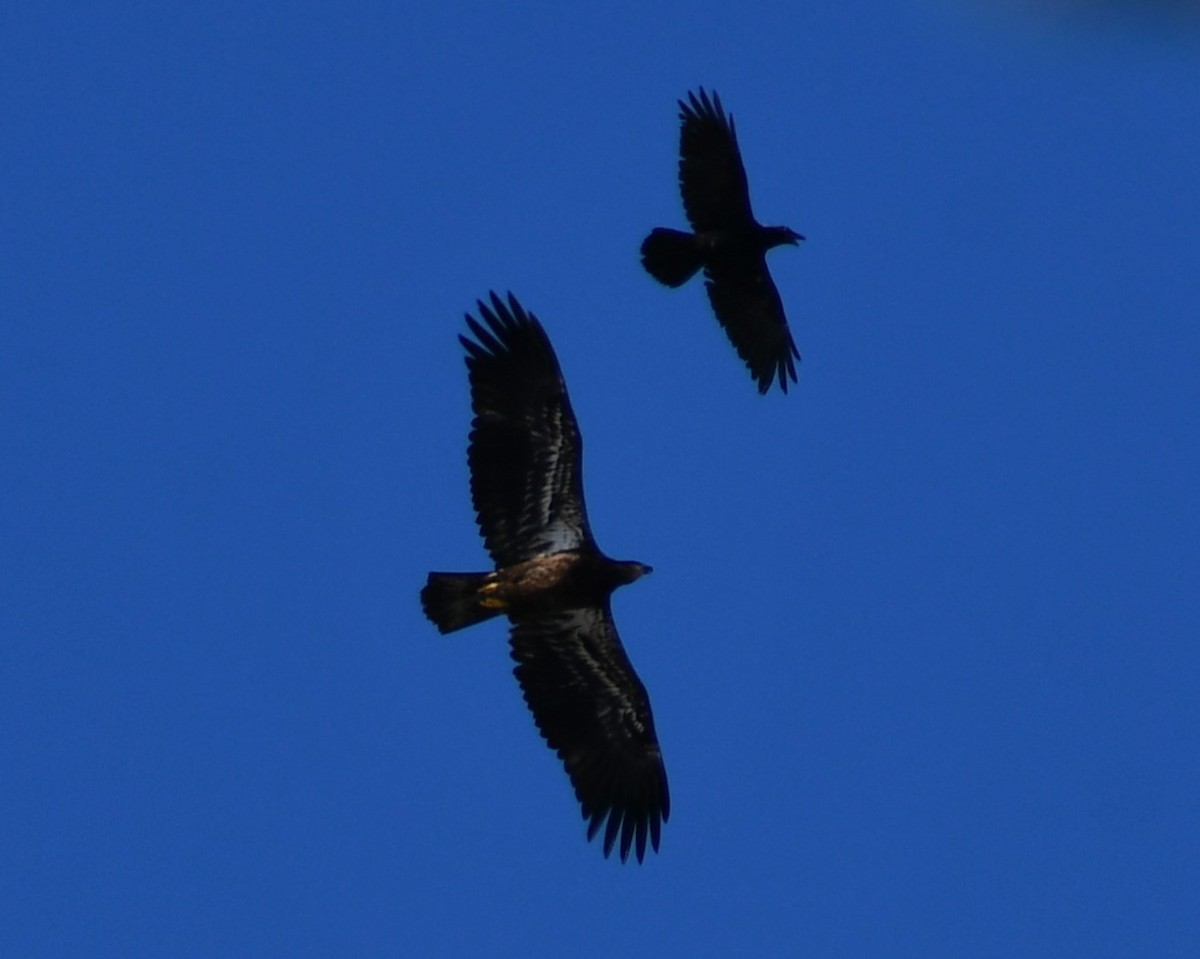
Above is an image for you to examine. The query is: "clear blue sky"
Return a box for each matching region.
[4,2,1199,956]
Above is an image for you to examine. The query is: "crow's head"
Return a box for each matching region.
[763,225,805,249]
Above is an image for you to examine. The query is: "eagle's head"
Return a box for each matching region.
[615,560,653,585]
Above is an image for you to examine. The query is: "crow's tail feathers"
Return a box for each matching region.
[421,572,501,634]
[640,228,702,288]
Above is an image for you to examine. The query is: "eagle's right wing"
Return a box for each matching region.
[509,604,670,863]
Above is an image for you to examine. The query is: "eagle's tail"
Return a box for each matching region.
[640,228,702,288]
[421,572,502,634]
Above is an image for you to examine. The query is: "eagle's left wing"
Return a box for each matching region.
[460,293,595,568]
[509,605,669,863]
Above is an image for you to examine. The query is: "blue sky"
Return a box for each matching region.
[4,2,1199,956]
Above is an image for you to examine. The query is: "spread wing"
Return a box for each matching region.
[705,257,800,394]
[678,88,755,233]
[510,605,670,863]
[460,293,595,567]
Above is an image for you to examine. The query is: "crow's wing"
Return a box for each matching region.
[677,88,756,234]
[705,256,800,394]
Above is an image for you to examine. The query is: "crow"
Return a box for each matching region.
[641,88,804,394]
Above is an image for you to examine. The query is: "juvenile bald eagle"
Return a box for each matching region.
[641,87,804,394]
[420,292,669,864]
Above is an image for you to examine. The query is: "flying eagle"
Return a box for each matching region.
[641,87,804,394]
[420,292,669,863]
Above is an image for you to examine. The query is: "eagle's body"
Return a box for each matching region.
[424,551,649,633]
[641,88,804,394]
[420,293,669,864]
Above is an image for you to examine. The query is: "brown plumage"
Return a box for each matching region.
[641,87,804,394]
[420,292,669,864]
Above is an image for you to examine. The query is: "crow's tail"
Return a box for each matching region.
[420,572,501,634]
[640,228,702,287]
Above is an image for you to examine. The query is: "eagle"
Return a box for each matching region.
[641,87,804,394]
[420,292,669,864]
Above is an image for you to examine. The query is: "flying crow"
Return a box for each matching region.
[641,88,804,393]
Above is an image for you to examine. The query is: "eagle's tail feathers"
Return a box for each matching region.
[421,572,502,634]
